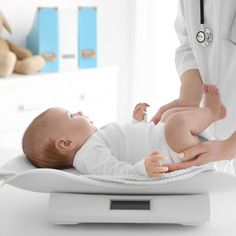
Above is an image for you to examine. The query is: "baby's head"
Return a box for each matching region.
[22,107,97,169]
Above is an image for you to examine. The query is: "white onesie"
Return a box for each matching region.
[73,121,212,176]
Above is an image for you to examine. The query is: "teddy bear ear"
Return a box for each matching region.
[0,10,12,34]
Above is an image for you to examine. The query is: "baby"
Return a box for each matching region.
[22,84,226,177]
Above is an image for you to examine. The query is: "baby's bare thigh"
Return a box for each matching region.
[164,113,200,153]
[161,107,199,123]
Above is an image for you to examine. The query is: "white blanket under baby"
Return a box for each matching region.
[1,154,236,225]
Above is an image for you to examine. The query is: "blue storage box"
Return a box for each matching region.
[27,7,59,72]
[78,7,97,68]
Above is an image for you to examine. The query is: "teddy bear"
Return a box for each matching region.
[0,10,45,77]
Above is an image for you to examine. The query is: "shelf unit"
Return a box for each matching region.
[0,66,118,149]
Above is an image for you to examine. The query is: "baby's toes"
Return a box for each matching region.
[203,84,208,92]
[208,85,213,93]
[213,85,217,92]
[210,86,215,93]
[210,85,217,93]
[214,86,219,95]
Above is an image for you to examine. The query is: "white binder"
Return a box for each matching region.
[59,7,78,71]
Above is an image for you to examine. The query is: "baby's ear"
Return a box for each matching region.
[55,138,77,152]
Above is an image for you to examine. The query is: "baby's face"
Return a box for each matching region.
[46,108,97,145]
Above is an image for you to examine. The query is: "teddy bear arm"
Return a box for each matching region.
[7,40,33,60]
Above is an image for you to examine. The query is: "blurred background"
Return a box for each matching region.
[1,0,179,119]
[0,0,179,148]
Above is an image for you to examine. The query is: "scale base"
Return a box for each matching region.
[48,193,210,225]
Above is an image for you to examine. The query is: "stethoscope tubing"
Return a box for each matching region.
[200,0,205,24]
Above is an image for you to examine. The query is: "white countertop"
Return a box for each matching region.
[0,186,236,236]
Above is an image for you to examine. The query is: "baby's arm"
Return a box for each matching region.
[75,145,147,175]
[74,146,168,177]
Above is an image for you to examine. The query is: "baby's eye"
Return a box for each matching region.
[70,113,74,118]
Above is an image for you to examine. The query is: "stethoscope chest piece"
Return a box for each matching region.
[196,0,213,47]
[196,26,213,47]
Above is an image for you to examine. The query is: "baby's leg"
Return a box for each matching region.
[160,107,199,123]
[164,108,214,153]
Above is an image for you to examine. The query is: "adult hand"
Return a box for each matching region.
[165,140,234,172]
[150,98,198,125]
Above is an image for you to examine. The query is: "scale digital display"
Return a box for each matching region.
[110,200,150,210]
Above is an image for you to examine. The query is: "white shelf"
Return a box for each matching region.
[0,66,119,148]
[0,66,119,87]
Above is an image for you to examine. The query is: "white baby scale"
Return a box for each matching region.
[1,152,236,226]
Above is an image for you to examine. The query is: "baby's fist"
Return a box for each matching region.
[133,103,150,121]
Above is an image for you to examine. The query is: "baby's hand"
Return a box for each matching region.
[144,151,168,177]
[133,103,150,121]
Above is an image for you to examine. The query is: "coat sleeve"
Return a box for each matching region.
[175,0,199,78]
[74,145,148,176]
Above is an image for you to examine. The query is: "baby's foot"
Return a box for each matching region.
[203,84,227,120]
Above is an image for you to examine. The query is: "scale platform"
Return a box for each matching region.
[2,153,236,226]
[48,193,210,225]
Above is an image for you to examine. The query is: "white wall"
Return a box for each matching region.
[130,0,180,120]
[0,0,134,123]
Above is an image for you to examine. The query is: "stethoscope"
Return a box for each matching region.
[196,0,213,47]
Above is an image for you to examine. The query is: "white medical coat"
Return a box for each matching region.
[175,0,236,140]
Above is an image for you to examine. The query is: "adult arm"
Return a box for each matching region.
[164,2,236,171]
[174,0,204,106]
[152,0,236,171]
[151,69,203,124]
[151,0,203,124]
[179,69,203,105]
